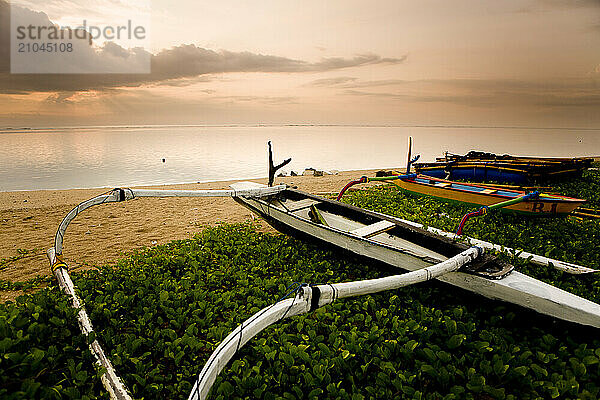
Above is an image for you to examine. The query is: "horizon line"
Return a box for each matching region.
[2,123,600,133]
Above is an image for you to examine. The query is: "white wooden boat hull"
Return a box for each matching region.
[232,184,600,328]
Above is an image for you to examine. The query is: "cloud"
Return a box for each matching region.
[305,77,358,87]
[0,1,406,93]
[149,47,402,78]
[305,78,416,89]
[309,54,406,71]
[215,95,299,105]
[340,78,600,109]
[342,89,407,100]
[337,78,600,92]
[341,79,411,89]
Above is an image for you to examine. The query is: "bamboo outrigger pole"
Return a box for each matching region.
[47,185,287,399]
[188,246,484,400]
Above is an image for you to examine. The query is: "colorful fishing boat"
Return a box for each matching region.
[338,174,585,216]
[437,151,595,165]
[413,161,534,184]
[414,151,594,184]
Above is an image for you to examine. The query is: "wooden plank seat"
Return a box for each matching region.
[350,220,396,238]
[480,188,497,194]
[284,198,321,212]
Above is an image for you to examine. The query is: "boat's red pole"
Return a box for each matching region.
[337,174,418,201]
[336,176,369,200]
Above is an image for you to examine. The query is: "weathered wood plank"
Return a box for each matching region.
[350,220,395,238]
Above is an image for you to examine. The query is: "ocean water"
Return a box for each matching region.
[1,125,599,192]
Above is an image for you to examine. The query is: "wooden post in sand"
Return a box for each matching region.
[268,141,291,187]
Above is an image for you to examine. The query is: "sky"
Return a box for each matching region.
[0,0,599,127]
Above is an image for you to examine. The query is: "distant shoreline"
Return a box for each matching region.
[3,123,600,134]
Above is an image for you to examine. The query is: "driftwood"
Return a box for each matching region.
[268,141,291,187]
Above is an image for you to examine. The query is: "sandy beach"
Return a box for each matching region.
[0,170,386,302]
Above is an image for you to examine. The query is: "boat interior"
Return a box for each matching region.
[259,188,513,279]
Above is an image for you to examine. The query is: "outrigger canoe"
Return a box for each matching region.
[188,181,600,398]
[338,173,584,216]
[391,174,584,216]
[437,151,595,166]
[413,161,588,185]
[45,143,599,400]
[231,181,600,328]
[414,152,593,184]
[428,151,593,183]
[46,182,599,400]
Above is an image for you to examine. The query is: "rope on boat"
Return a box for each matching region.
[455,191,540,235]
[188,246,483,400]
[47,184,286,399]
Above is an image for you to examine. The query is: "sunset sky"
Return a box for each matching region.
[1,0,599,127]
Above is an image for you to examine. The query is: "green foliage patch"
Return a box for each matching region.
[1,170,600,399]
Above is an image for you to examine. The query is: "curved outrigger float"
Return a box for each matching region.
[47,145,600,399]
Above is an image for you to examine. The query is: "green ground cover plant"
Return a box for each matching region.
[1,169,599,399]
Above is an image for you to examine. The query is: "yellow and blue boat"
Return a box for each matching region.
[338,174,585,216]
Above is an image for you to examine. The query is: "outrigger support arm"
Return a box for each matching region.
[396,217,599,274]
[47,183,286,400]
[52,185,286,256]
[188,246,483,400]
[455,191,540,235]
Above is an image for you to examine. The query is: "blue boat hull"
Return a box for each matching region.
[416,166,529,184]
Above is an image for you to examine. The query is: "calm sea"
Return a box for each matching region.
[1,125,599,192]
